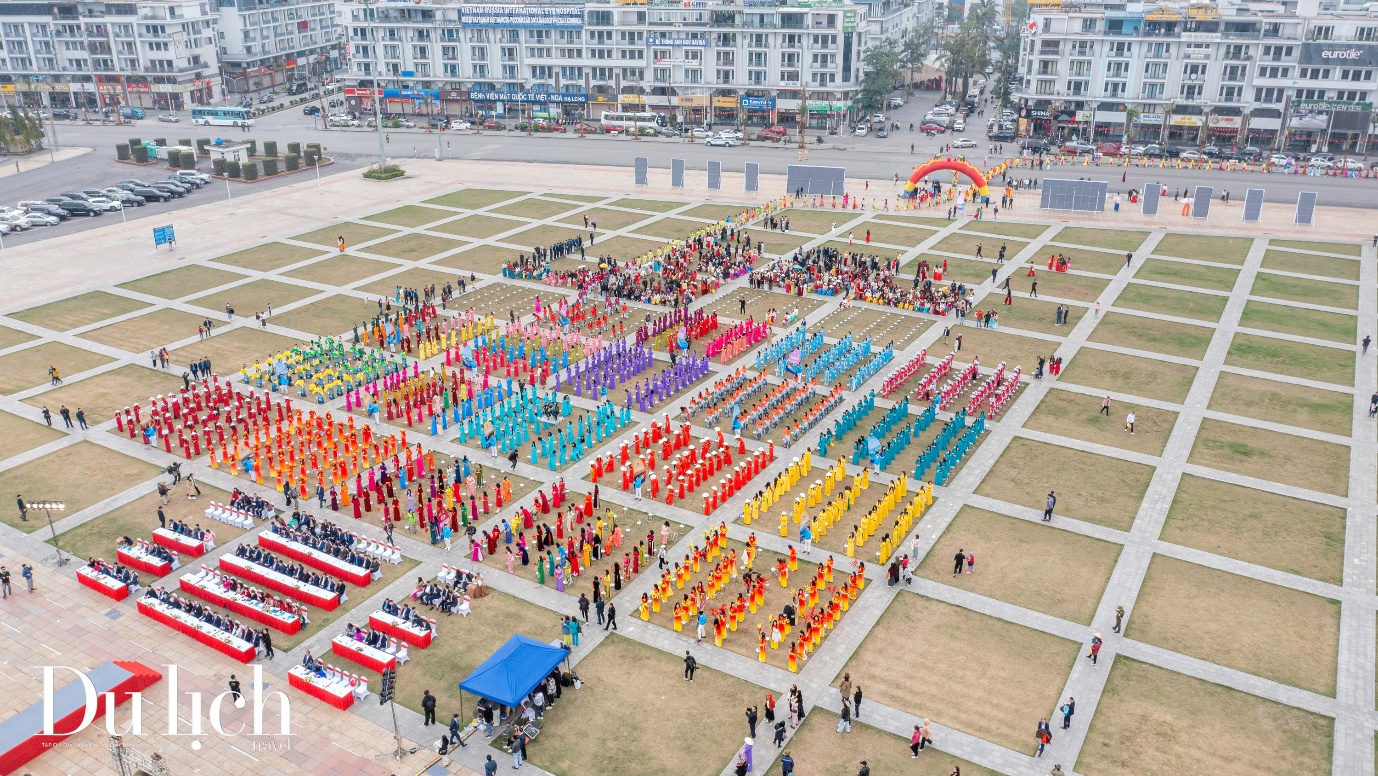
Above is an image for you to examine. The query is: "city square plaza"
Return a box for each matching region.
[0,158,1373,776]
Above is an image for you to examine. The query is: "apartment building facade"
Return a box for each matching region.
[216,0,344,93]
[0,0,220,112]
[339,0,918,128]
[1012,0,1377,152]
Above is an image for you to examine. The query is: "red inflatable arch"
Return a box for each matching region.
[903,157,990,198]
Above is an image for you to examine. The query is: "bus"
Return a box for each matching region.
[600,111,666,132]
[191,106,255,127]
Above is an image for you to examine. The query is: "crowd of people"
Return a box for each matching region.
[232,543,349,603]
[267,514,383,578]
[86,558,141,591]
[748,246,976,317]
[142,585,275,658]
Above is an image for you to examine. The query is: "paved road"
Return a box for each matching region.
[4,94,1377,250]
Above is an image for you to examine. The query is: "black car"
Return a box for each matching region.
[1021,139,1049,153]
[25,204,70,220]
[168,175,203,189]
[117,178,151,187]
[51,109,73,120]
[153,179,190,193]
[989,130,1016,142]
[59,191,92,202]
[303,104,321,116]
[1201,145,1224,159]
[57,200,101,217]
[130,187,171,202]
[427,115,450,129]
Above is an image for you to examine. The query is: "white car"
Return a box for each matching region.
[715,129,743,140]
[0,212,32,230]
[854,125,869,137]
[953,120,966,132]
[1342,158,1365,171]
[174,170,211,184]
[157,113,180,123]
[706,136,736,147]
[689,127,711,139]
[451,120,472,130]
[1268,154,1293,166]
[20,211,58,226]
[101,188,143,204]
[85,197,122,212]
[1307,158,1333,169]
[0,223,12,235]
[951,137,977,149]
[328,115,360,127]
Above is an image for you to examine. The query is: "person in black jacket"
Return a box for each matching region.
[422,690,437,725]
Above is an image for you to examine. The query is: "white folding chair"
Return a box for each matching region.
[393,639,410,665]
[352,673,370,700]
[427,617,438,636]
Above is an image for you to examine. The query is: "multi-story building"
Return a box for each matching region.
[216,0,344,94]
[1012,0,1378,153]
[0,0,220,112]
[339,0,914,129]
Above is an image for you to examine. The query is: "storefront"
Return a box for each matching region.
[711,95,739,127]
[1163,113,1203,145]
[1206,112,1244,146]
[741,95,775,127]
[678,95,707,127]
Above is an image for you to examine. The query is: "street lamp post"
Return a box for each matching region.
[360,0,388,172]
[797,84,809,160]
[31,500,68,566]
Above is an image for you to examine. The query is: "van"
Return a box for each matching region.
[287,81,310,96]
[887,97,904,109]
[119,106,146,120]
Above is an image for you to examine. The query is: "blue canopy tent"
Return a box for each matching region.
[460,634,568,710]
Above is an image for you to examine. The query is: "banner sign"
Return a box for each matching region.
[468,90,588,104]
[459,5,584,28]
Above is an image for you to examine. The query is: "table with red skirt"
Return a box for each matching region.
[219,555,340,611]
[117,546,172,577]
[76,566,129,601]
[178,573,303,635]
[330,636,395,672]
[368,611,433,648]
[152,528,207,558]
[258,533,371,586]
[288,666,355,710]
[136,598,257,663]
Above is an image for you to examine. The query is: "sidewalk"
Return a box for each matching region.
[0,146,92,179]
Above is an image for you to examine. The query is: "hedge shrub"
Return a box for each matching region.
[241,161,258,181]
[245,140,257,157]
[225,160,241,178]
[212,157,226,176]
[262,158,278,176]
[288,141,301,156]
[131,145,149,164]
[362,164,405,181]
[154,137,167,146]
[196,138,211,155]
[116,143,131,161]
[263,140,278,158]
[179,151,197,169]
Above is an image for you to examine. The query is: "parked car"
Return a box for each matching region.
[854,125,869,137]
[987,130,1015,142]
[1342,158,1365,171]
[51,109,73,120]
[1179,150,1203,161]
[328,115,360,128]
[1201,145,1224,159]
[952,120,966,132]
[1061,140,1094,154]
[0,212,32,231]
[174,170,211,185]
[84,197,122,212]
[706,136,736,147]
[1095,142,1122,156]
[451,119,472,130]
[951,137,978,149]
[258,94,275,104]
[129,187,171,202]
[1021,139,1050,153]
[533,119,565,132]
[157,113,179,123]
[303,105,321,116]
[716,129,743,141]
[570,122,598,134]
[117,178,151,187]
[56,200,102,217]
[148,183,186,198]
[239,99,253,109]
[920,122,947,133]
[1269,153,1294,166]
[1309,152,1335,164]
[427,115,450,129]
[24,204,70,220]
[102,188,146,206]
[688,127,711,139]
[19,211,59,226]
[759,126,787,141]
[168,174,203,188]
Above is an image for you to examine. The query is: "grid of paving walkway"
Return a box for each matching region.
[0,184,1372,776]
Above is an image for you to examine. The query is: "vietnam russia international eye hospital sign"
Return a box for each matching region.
[459,4,585,28]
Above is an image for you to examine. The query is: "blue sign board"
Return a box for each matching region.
[741,96,775,111]
[460,5,583,28]
[468,91,589,104]
[153,225,175,247]
[381,87,441,100]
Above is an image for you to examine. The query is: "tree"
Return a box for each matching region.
[991,31,1021,107]
[0,106,44,154]
[1123,106,1141,144]
[857,38,902,113]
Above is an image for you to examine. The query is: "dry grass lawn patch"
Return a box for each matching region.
[1023,388,1177,456]
[948,327,1055,374]
[700,290,827,323]
[293,223,398,249]
[1250,272,1358,310]
[1114,283,1227,322]
[424,188,529,210]
[843,592,1079,751]
[776,209,848,234]
[263,295,369,338]
[932,232,1027,258]
[79,308,208,353]
[361,205,452,228]
[1059,347,1198,404]
[431,244,520,275]
[585,235,665,262]
[282,255,397,286]
[764,711,999,776]
[816,307,929,348]
[365,233,468,262]
[429,214,531,240]
[24,364,184,419]
[54,481,234,573]
[1238,300,1356,344]
[0,326,37,350]
[857,221,939,248]
[9,291,150,332]
[975,297,1084,336]
[188,279,321,317]
[1129,555,1340,695]
[355,268,457,299]
[680,203,747,221]
[608,197,685,213]
[1044,246,1130,275]
[1051,227,1150,253]
[1133,258,1240,292]
[1208,372,1352,436]
[1019,269,1110,304]
[958,220,1049,239]
[1225,333,1354,386]
[1162,474,1345,584]
[977,437,1153,532]
[555,208,652,232]
[118,265,248,299]
[210,241,328,272]
[1153,234,1254,265]
[1077,656,1333,776]
[745,229,815,255]
[0,409,65,461]
[1189,418,1349,496]
[1087,313,1214,360]
[0,342,113,394]
[529,634,763,776]
[168,328,304,373]
[1260,249,1361,281]
[917,506,1121,624]
[489,197,580,220]
[0,441,162,532]
[1268,238,1361,257]
[628,216,714,240]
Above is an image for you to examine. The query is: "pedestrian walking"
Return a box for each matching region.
[16,495,27,523]
[852,687,863,719]
[1100,396,1111,416]
[953,549,965,576]
[773,719,787,747]
[684,651,697,681]
[1363,335,1372,355]
[59,406,72,428]
[228,674,243,704]
[595,597,605,625]
[21,563,33,592]
[75,408,87,429]
[746,706,759,737]
[578,592,590,622]
[604,602,617,630]
[0,565,11,598]
[1112,605,1125,633]
[1087,633,1103,664]
[836,699,852,733]
[261,628,275,659]
[1124,411,1136,435]
[41,407,52,426]
[422,689,437,725]
[1043,491,1056,521]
